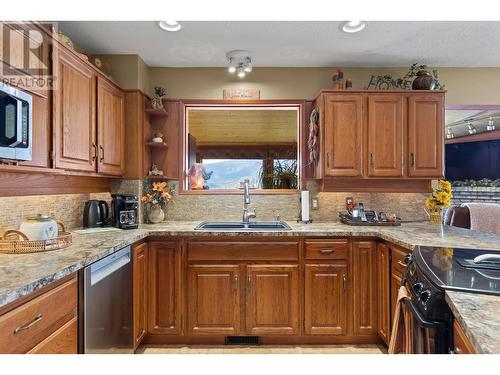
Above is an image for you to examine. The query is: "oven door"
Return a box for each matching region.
[404,298,450,354]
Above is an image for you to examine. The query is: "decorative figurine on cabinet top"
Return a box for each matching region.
[151,86,166,109]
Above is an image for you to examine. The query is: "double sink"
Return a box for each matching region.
[195,221,292,231]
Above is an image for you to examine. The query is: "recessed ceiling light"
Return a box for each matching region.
[158,20,181,32]
[341,21,366,33]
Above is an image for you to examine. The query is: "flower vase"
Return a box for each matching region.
[148,204,165,224]
[425,207,442,225]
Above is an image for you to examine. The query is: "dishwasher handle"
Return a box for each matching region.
[90,246,131,286]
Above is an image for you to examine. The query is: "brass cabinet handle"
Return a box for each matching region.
[326,152,330,168]
[410,153,415,167]
[14,314,43,334]
[99,145,104,162]
[92,143,97,161]
[247,275,252,292]
[370,152,374,167]
[342,274,347,292]
[397,260,407,268]
[319,249,335,254]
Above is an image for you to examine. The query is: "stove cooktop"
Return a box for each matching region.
[413,246,500,296]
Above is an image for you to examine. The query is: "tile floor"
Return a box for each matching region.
[137,344,386,354]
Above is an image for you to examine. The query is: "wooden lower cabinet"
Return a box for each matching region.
[452,320,476,354]
[376,243,391,345]
[245,265,300,335]
[133,242,148,349]
[304,263,347,335]
[0,275,77,354]
[147,241,182,335]
[187,265,241,335]
[352,241,377,335]
[28,317,77,354]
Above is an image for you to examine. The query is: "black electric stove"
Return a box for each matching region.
[404,246,500,353]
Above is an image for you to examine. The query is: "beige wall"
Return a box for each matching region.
[148,67,500,104]
[94,54,149,93]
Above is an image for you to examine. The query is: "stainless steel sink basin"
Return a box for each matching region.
[195,221,292,231]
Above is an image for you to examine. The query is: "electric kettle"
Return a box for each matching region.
[83,200,110,228]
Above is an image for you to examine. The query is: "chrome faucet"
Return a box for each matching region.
[242,179,256,224]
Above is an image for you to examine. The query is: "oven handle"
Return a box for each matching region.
[404,298,436,329]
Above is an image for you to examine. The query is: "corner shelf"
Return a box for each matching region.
[145,108,168,117]
[145,142,168,148]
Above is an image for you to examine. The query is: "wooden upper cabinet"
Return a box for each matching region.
[133,242,148,350]
[147,241,182,335]
[53,46,96,172]
[407,94,444,177]
[367,95,404,177]
[323,94,363,177]
[187,265,241,335]
[352,241,377,336]
[97,77,125,176]
[304,263,348,335]
[245,265,300,335]
[376,243,391,345]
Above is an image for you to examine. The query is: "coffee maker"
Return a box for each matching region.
[111,194,139,229]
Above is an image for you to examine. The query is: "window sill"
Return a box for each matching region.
[179,189,300,195]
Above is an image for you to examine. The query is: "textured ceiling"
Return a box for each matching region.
[59,21,500,67]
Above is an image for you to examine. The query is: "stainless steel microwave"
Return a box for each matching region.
[0,82,32,161]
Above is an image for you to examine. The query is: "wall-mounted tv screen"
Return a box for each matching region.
[445,139,500,180]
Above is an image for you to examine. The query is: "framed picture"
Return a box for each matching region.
[223,89,260,100]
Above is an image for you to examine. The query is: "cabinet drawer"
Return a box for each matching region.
[28,316,77,354]
[188,241,299,261]
[0,277,77,353]
[391,245,410,275]
[305,240,348,260]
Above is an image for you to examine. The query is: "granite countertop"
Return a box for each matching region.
[1,221,500,312]
[446,291,500,354]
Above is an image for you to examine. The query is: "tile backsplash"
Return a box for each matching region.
[0,192,111,233]
[0,180,429,234]
[112,180,429,223]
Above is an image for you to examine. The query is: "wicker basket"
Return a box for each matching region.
[425,207,443,225]
[0,221,72,254]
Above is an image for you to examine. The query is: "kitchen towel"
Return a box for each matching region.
[388,286,413,354]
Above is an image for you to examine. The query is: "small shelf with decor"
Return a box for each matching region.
[142,96,180,180]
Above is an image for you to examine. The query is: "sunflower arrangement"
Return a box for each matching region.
[141,181,174,207]
[425,179,452,209]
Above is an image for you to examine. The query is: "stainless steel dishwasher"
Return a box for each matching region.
[79,245,133,353]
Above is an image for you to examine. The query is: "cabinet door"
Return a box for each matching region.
[376,243,391,345]
[407,94,444,177]
[53,47,96,172]
[187,265,240,335]
[245,265,299,335]
[352,241,377,335]
[304,263,348,335]
[323,94,363,177]
[147,241,181,335]
[367,95,404,177]
[133,242,148,349]
[97,76,125,176]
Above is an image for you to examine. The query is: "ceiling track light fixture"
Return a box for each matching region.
[158,20,181,32]
[341,21,366,33]
[446,128,454,139]
[487,117,496,131]
[226,50,252,78]
[467,121,477,135]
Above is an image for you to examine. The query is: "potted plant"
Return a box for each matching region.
[403,63,445,90]
[424,180,452,224]
[141,181,174,223]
